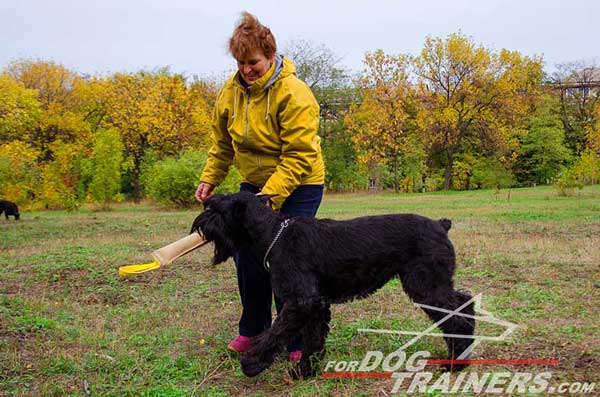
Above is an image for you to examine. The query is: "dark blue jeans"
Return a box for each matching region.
[234,183,324,351]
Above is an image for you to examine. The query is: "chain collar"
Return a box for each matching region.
[262,219,293,271]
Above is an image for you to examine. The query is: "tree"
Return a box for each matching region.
[321,127,368,191]
[414,33,543,190]
[102,69,212,201]
[345,50,419,192]
[284,39,364,190]
[5,60,92,160]
[283,38,346,92]
[38,140,88,210]
[0,74,41,144]
[283,39,357,131]
[70,76,113,134]
[86,129,125,209]
[0,141,40,203]
[589,103,600,153]
[515,95,571,184]
[551,61,600,155]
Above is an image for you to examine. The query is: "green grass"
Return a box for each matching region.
[1,185,599,396]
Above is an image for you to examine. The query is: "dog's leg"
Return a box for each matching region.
[418,289,475,371]
[400,262,475,372]
[240,301,310,377]
[292,303,331,379]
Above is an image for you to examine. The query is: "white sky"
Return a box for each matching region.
[1,0,598,79]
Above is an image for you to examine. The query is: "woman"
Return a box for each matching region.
[195,12,325,362]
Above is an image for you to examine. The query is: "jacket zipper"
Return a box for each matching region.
[243,86,266,183]
[256,154,266,182]
[244,87,251,145]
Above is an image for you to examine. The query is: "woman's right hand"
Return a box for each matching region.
[195,182,214,203]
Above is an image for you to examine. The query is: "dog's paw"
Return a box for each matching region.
[444,339,471,372]
[289,360,318,379]
[240,355,269,377]
[443,361,469,372]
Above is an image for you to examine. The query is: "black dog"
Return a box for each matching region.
[191,192,474,378]
[0,200,20,220]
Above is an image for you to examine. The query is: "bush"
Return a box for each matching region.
[214,166,242,194]
[143,151,206,207]
[423,170,445,192]
[471,158,514,191]
[143,151,242,207]
[554,167,583,196]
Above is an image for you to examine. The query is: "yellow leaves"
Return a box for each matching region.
[0,141,39,167]
[0,141,40,203]
[415,32,543,154]
[0,73,42,142]
[441,107,459,126]
[5,60,81,109]
[37,140,89,210]
[586,104,600,152]
[349,50,415,163]
[361,50,410,94]
[48,140,88,175]
[4,60,96,159]
[103,71,213,157]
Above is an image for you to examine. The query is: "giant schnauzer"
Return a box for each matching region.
[0,200,20,220]
[191,192,474,378]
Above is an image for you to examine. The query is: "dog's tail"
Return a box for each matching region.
[438,218,452,232]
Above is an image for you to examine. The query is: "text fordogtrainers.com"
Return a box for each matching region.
[321,351,596,395]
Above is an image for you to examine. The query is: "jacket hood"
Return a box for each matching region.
[264,54,286,89]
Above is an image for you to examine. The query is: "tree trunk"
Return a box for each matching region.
[394,153,399,193]
[132,153,142,203]
[130,134,148,203]
[443,149,454,190]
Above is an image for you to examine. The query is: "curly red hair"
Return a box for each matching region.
[229,12,277,60]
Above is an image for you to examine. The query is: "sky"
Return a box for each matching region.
[1,0,598,79]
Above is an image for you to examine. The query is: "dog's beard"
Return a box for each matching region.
[191,212,236,265]
[212,236,236,265]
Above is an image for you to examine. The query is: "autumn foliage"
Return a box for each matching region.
[0,61,214,208]
[1,33,598,209]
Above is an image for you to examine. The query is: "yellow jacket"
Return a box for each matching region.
[200,56,325,209]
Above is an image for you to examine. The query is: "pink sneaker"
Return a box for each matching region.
[289,350,302,362]
[227,335,252,353]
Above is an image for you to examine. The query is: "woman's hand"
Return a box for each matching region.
[195,182,214,203]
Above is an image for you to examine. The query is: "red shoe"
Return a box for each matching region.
[227,335,252,353]
[289,350,302,362]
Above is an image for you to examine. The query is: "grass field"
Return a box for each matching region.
[1,186,599,396]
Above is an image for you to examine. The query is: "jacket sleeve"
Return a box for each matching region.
[200,88,234,186]
[261,81,320,209]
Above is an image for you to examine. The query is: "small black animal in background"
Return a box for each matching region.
[0,200,20,220]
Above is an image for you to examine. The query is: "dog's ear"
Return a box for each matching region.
[231,197,250,220]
